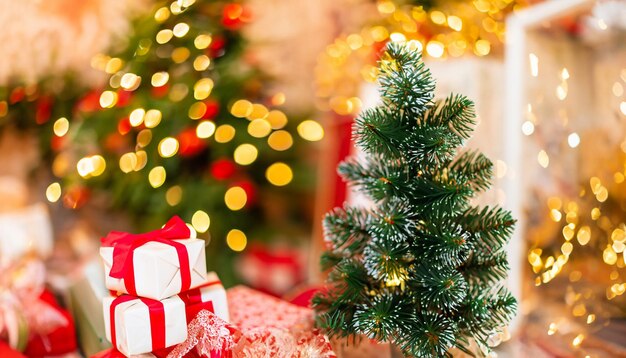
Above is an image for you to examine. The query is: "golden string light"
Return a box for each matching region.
[316,0,528,116]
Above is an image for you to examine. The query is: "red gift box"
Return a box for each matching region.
[23,289,77,357]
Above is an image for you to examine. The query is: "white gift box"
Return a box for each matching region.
[0,203,53,266]
[103,295,188,356]
[100,237,208,300]
[180,271,229,322]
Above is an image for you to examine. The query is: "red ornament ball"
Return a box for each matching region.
[210,158,236,180]
[178,127,207,157]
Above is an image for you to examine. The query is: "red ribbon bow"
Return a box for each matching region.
[101,216,193,296]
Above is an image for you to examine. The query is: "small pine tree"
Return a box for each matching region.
[313,42,517,357]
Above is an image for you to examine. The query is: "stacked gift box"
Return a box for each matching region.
[99,216,229,357]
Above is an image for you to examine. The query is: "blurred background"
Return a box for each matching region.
[0,0,624,356]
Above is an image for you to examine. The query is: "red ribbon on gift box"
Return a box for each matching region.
[101,216,193,296]
[109,295,167,351]
[178,280,221,320]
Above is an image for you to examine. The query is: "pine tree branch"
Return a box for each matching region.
[353,294,413,342]
[460,251,510,286]
[338,155,412,202]
[404,126,461,167]
[379,42,435,117]
[323,206,371,255]
[449,150,493,193]
[355,107,409,158]
[410,263,469,312]
[423,93,476,140]
[460,206,515,257]
[363,239,410,283]
[397,312,458,358]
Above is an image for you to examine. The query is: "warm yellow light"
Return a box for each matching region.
[166,186,182,206]
[226,229,247,251]
[247,119,272,138]
[591,207,601,220]
[474,40,491,56]
[119,152,138,173]
[389,32,406,43]
[196,121,216,138]
[430,10,446,25]
[91,155,106,177]
[173,23,190,38]
[105,58,123,74]
[137,129,152,147]
[129,108,146,127]
[52,154,69,177]
[194,78,214,100]
[529,53,539,77]
[46,182,61,203]
[426,41,444,58]
[572,334,584,347]
[53,117,69,137]
[537,150,549,168]
[346,34,363,50]
[156,29,174,44]
[271,93,286,106]
[248,104,269,121]
[447,15,463,31]
[266,162,293,186]
[144,109,162,128]
[177,0,196,8]
[149,166,166,188]
[170,1,182,14]
[151,72,170,87]
[191,210,210,233]
[193,55,211,71]
[224,186,247,211]
[120,73,141,91]
[621,102,626,116]
[370,26,389,42]
[568,133,580,148]
[194,34,212,50]
[77,155,106,178]
[158,137,179,158]
[135,151,147,171]
[267,110,288,129]
[231,99,253,118]
[297,120,324,141]
[215,125,236,143]
[561,242,573,256]
[577,226,591,245]
[604,246,618,265]
[99,91,118,108]
[233,144,258,165]
[172,47,191,64]
[188,102,207,120]
[154,7,170,22]
[268,130,293,151]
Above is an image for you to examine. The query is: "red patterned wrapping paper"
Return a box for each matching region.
[169,286,336,358]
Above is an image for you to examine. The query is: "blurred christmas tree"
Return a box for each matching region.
[0,0,319,285]
[313,42,516,357]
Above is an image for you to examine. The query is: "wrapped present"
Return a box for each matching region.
[179,272,229,323]
[237,244,305,296]
[23,290,77,357]
[67,259,111,356]
[0,202,53,266]
[167,287,335,358]
[103,295,188,356]
[100,216,207,300]
[0,341,26,358]
[0,258,74,354]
